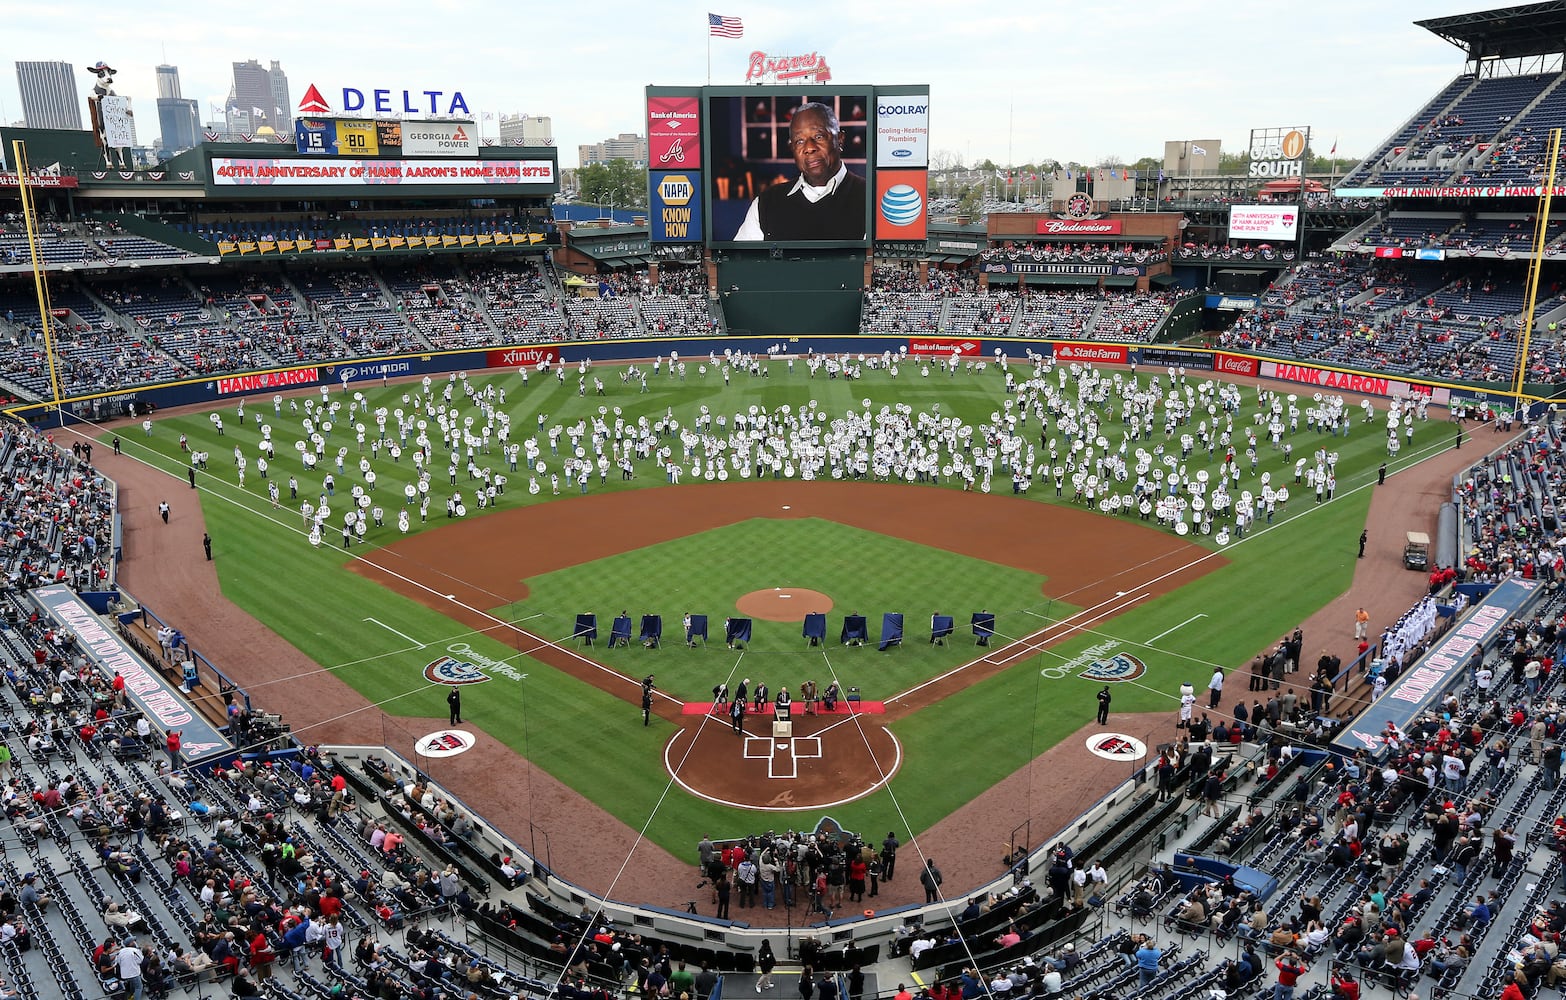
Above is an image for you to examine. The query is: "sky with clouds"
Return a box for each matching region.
[0,0,1515,168]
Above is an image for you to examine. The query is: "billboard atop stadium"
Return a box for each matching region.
[1247,126,1310,179]
[645,84,929,247]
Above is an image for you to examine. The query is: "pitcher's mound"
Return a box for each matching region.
[736,588,834,621]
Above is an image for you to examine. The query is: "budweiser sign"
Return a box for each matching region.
[1036,218,1122,236]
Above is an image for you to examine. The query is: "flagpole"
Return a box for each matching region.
[707,19,712,84]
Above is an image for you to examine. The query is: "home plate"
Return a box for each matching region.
[782,505,792,510]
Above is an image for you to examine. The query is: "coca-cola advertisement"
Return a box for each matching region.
[1035,218,1122,236]
[1214,353,1260,377]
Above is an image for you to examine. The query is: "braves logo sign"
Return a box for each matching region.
[1085,732,1148,761]
[416,729,475,758]
[423,656,490,685]
[1080,652,1148,683]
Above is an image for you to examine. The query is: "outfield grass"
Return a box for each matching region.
[100,364,1456,853]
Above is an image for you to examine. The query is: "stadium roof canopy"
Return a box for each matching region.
[1416,2,1566,61]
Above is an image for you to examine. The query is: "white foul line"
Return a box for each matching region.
[364,617,422,646]
[1147,613,1208,645]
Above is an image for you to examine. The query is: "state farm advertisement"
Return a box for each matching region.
[1036,218,1122,236]
[1053,342,1129,364]
[1214,353,1260,377]
[1227,205,1298,242]
[486,346,560,369]
[647,94,701,169]
[908,337,981,356]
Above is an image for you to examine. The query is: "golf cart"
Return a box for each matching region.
[1403,531,1430,571]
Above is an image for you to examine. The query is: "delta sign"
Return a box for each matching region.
[297,82,471,117]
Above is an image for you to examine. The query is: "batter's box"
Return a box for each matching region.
[741,735,825,779]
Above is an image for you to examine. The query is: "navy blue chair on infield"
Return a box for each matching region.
[609,614,633,648]
[972,612,995,647]
[878,613,904,651]
[639,615,662,648]
[725,617,752,649]
[574,613,598,646]
[930,615,954,645]
[803,613,827,647]
[840,615,868,646]
[686,614,708,647]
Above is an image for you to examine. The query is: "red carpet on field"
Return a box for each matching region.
[680,701,885,716]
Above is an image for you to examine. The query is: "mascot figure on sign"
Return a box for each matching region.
[85,61,134,169]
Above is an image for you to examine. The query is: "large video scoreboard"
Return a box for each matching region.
[646,84,930,248]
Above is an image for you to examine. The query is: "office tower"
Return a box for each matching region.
[15,60,83,130]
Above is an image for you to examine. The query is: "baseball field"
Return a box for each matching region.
[104,359,1453,856]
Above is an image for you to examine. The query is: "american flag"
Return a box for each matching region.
[708,13,743,37]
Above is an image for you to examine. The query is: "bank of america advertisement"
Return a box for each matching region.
[650,171,704,242]
[647,94,702,170]
[876,170,928,240]
[876,94,929,167]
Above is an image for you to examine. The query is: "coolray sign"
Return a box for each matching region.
[402,121,477,156]
[485,346,560,368]
[293,82,471,116]
[215,368,320,395]
[875,94,928,167]
[1054,343,1129,364]
[647,94,701,169]
[744,51,833,83]
[1258,361,1451,403]
[332,361,412,382]
[32,587,230,758]
[907,337,980,356]
[1035,218,1122,236]
[1137,348,1213,371]
[1331,577,1541,756]
[1214,353,1260,377]
[650,171,704,243]
[210,158,555,186]
[1227,205,1298,242]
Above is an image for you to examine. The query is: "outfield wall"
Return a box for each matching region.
[5,336,1539,428]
